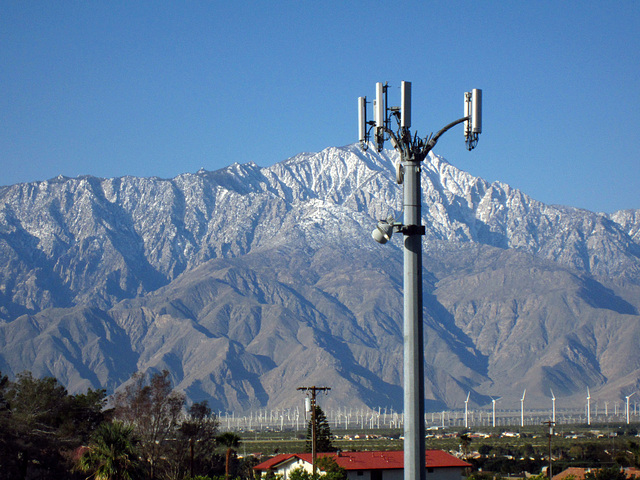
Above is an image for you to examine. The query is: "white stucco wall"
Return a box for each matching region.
[345,467,465,480]
[260,459,465,480]
[273,458,315,479]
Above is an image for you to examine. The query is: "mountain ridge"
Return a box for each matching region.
[1,144,639,412]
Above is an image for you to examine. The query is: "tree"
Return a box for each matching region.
[458,432,472,458]
[112,370,185,479]
[287,458,346,480]
[468,473,500,480]
[0,371,107,480]
[305,406,335,453]
[76,421,144,480]
[584,467,629,480]
[175,400,220,479]
[628,441,640,467]
[526,475,548,480]
[216,431,242,479]
[6,371,69,432]
[3,372,95,479]
[0,372,9,411]
[288,466,312,480]
[478,444,492,456]
[65,387,109,442]
[0,371,20,479]
[316,456,347,480]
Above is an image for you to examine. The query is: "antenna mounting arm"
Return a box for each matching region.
[422,116,469,156]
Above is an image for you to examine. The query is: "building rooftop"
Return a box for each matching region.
[254,450,471,472]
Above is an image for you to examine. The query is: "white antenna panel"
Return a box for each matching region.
[375,82,385,128]
[401,81,411,128]
[358,97,366,142]
[472,89,482,134]
[305,397,311,413]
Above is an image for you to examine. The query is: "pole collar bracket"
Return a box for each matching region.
[400,225,426,236]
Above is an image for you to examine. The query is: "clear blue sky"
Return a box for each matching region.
[2,1,638,213]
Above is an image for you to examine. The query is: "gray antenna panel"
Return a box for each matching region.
[472,89,482,134]
[358,97,366,142]
[464,92,471,137]
[401,81,411,128]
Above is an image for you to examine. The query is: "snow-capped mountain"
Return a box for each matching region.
[1,145,639,411]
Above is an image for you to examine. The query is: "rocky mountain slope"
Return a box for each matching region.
[1,145,639,412]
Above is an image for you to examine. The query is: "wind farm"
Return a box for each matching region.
[212,390,639,433]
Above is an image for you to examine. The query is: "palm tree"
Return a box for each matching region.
[76,421,143,480]
[216,432,241,480]
[458,432,472,459]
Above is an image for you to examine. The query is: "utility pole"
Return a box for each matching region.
[543,420,555,478]
[298,386,331,476]
[360,82,482,480]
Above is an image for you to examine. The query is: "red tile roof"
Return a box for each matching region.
[255,453,298,471]
[552,467,640,480]
[254,450,470,472]
[552,467,590,480]
[625,468,640,478]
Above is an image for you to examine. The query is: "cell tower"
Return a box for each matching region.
[358,81,482,480]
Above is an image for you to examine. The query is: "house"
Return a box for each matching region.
[254,450,471,480]
[552,467,592,480]
[552,467,640,480]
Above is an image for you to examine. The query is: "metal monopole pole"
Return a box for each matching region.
[360,81,482,480]
[403,153,426,480]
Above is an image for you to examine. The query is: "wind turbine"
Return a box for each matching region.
[587,387,591,426]
[520,389,526,427]
[550,389,556,423]
[464,392,470,428]
[626,392,636,424]
[491,397,501,428]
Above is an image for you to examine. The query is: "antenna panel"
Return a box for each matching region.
[472,89,482,134]
[358,97,366,142]
[401,81,411,128]
[464,92,471,137]
[375,82,385,129]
